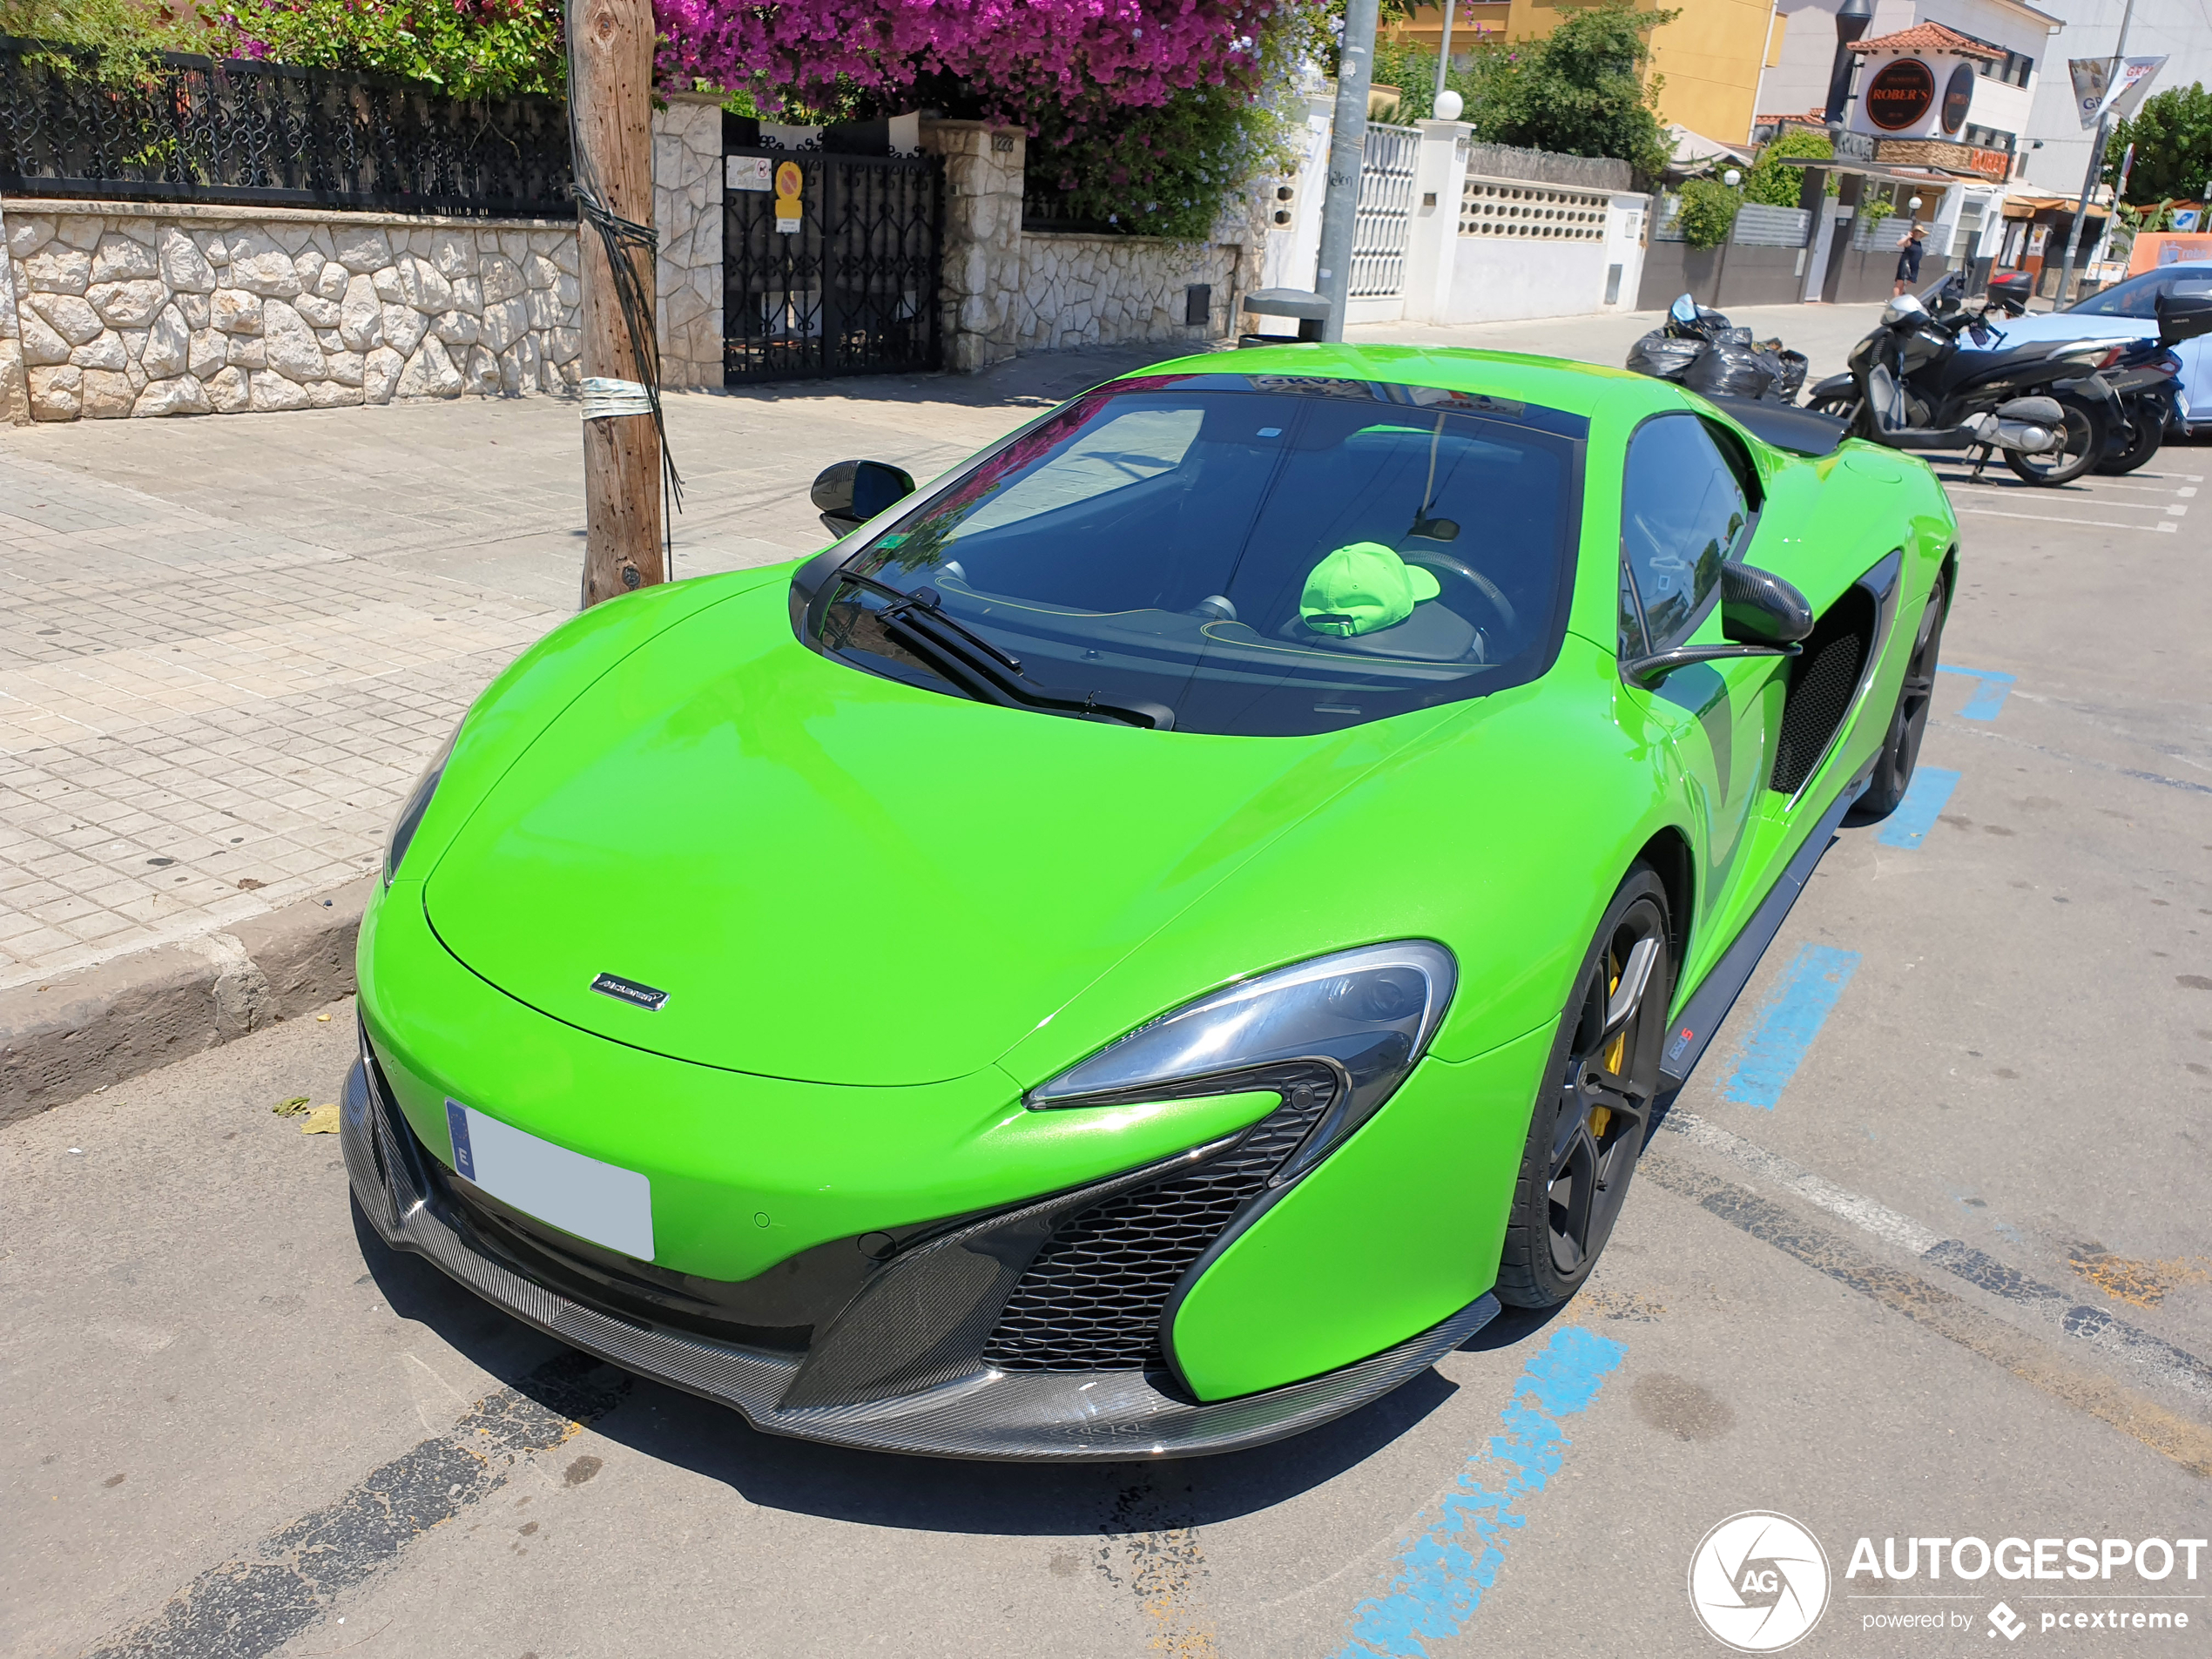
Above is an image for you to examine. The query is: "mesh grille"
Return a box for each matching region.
[983,1082,1331,1371]
[1770,594,1871,794]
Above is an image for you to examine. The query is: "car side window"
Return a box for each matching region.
[1619,415,1750,655]
[2073,273,2153,316]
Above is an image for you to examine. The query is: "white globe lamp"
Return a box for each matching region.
[1434,89,1464,122]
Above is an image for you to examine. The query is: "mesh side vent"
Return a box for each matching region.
[983,1084,1330,1371]
[1770,593,1872,795]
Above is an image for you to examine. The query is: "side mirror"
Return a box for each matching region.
[1720,561,1814,645]
[811,459,916,538]
[2156,292,2212,348]
[1622,563,1811,688]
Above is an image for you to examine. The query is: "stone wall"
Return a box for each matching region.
[923,118,1252,373]
[1015,233,1245,354]
[3,201,581,421]
[653,93,725,388]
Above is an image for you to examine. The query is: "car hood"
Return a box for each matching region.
[424,580,1447,1087]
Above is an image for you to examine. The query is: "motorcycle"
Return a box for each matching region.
[1804,292,2125,486]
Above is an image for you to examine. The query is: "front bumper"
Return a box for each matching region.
[341,1052,1497,1460]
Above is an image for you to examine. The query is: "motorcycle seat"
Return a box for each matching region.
[1933,344,2073,395]
[1701,394,1848,457]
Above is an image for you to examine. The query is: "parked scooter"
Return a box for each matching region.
[1804,293,2127,485]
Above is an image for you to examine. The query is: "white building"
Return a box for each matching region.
[2013,0,2212,196]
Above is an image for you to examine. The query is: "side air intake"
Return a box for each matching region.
[1770,587,1874,795]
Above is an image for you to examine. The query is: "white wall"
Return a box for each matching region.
[2016,0,2212,196]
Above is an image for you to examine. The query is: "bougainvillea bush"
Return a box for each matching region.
[655,0,1301,118]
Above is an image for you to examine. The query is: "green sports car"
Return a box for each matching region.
[343,344,1956,1459]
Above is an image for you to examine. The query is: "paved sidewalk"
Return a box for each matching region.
[0,346,1171,999]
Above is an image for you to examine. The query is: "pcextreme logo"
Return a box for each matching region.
[1689,1512,1832,1652]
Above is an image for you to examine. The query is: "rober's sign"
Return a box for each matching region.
[1867,58,1937,131]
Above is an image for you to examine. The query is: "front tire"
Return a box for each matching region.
[1847,571,1946,823]
[2003,396,2101,485]
[1495,867,1673,1310]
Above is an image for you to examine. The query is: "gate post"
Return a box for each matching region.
[651,91,725,388]
[921,119,1022,374]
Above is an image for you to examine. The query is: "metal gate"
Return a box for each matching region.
[1349,122,1420,301]
[723,147,944,384]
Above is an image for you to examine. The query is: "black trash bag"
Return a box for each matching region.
[1683,341,1782,401]
[1774,349,1809,402]
[1716,325,1755,347]
[1627,331,1703,381]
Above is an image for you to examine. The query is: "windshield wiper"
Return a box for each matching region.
[828,570,1175,731]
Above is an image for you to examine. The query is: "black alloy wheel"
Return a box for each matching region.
[1807,393,1858,421]
[2003,396,2101,486]
[1847,571,1946,824]
[1496,867,1673,1309]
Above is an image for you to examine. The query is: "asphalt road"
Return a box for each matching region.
[7,435,2210,1658]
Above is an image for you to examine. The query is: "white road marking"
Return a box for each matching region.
[1946,504,2178,532]
[1657,1109,2212,1402]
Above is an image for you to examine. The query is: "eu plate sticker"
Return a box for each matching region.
[443,1098,654,1261]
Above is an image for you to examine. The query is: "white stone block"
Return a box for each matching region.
[135,374,211,416]
[260,299,327,381]
[371,266,405,304]
[331,224,393,273]
[381,302,429,358]
[211,287,262,335]
[307,378,362,408]
[526,287,562,330]
[448,274,483,316]
[8,215,56,260]
[205,365,250,412]
[363,346,403,404]
[187,327,228,378]
[267,222,318,256]
[19,307,72,365]
[54,216,103,251]
[480,253,525,305]
[227,334,266,369]
[71,332,127,370]
[32,293,104,345]
[141,305,190,378]
[480,294,528,354]
[91,233,160,284]
[545,326,581,366]
[395,253,452,314]
[226,229,305,297]
[25,246,91,294]
[249,368,312,411]
[81,367,134,417]
[428,230,473,279]
[323,348,364,387]
[29,362,83,420]
[395,336,463,399]
[462,344,499,396]
[339,274,383,351]
[523,251,559,290]
[314,259,349,302]
[157,229,219,296]
[88,279,165,327]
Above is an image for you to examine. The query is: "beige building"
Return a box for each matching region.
[1391,0,1780,146]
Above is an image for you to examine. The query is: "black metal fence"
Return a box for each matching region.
[0,37,570,216]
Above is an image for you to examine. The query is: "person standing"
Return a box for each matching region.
[1894,222,1927,295]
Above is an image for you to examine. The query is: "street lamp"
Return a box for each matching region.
[1723,168,1743,188]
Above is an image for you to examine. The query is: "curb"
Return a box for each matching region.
[0,875,379,1125]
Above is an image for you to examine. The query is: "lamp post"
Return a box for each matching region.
[1315,0,1380,341]
[2054,0,2136,308]
[1802,0,1874,301]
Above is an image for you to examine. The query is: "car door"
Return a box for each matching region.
[1615,413,1782,939]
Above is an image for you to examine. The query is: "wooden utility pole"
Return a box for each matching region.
[573,0,664,606]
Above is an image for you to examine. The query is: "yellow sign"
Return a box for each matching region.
[773,161,804,233]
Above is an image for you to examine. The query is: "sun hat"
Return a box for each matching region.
[1299,542,1442,637]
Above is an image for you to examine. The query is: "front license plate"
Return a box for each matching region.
[445,1100,654,1262]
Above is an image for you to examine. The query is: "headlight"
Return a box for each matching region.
[384,726,460,886]
[1028,941,1456,1177]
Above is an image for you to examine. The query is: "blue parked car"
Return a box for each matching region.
[1978,260,2212,439]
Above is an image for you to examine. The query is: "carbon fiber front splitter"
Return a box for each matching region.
[340,1055,1499,1460]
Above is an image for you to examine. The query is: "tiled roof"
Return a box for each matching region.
[1850,23,2003,59]
[1756,107,1831,124]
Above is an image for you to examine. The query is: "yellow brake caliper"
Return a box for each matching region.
[1591,954,1623,1141]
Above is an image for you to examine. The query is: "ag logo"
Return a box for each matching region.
[1689,1512,1831,1652]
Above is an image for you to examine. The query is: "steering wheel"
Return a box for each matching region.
[1404,549,1516,637]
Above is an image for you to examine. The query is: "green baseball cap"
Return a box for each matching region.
[1299,542,1442,637]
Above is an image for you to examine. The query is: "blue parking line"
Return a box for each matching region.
[1719,943,1862,1110]
[1872,765,1960,850]
[1936,664,2015,721]
[1332,1326,1626,1659]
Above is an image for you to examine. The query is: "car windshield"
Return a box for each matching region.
[806,376,1585,738]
